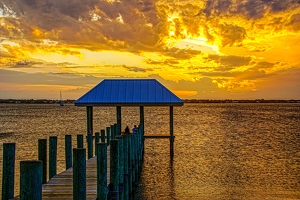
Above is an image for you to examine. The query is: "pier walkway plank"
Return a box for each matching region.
[42,147,110,200]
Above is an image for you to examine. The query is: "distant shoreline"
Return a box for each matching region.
[0,99,299,104]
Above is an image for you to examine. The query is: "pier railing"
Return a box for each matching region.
[1,123,144,200]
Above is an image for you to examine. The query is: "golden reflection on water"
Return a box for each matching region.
[0,103,299,199]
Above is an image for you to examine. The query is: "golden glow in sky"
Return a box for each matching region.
[0,0,300,100]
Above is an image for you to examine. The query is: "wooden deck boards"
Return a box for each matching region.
[40,147,110,200]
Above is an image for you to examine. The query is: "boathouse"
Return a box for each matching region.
[74,79,183,157]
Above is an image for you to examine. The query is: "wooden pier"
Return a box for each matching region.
[41,149,110,199]
[2,124,144,200]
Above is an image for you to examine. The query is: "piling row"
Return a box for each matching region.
[1,124,144,200]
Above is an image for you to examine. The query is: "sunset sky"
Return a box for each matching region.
[0,0,300,100]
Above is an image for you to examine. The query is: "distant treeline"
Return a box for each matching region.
[0,99,299,104]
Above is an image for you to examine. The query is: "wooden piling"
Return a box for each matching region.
[116,106,121,136]
[114,123,118,137]
[128,134,133,196]
[106,127,111,146]
[116,136,124,200]
[20,160,42,200]
[38,139,47,184]
[87,133,93,159]
[97,142,108,199]
[111,124,115,140]
[87,106,93,159]
[101,129,105,143]
[123,136,129,200]
[95,132,99,156]
[65,135,72,170]
[1,143,15,200]
[108,139,119,199]
[133,133,139,188]
[77,134,84,148]
[170,106,174,158]
[49,136,57,179]
[73,148,86,200]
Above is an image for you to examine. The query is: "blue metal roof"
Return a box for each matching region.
[75,79,183,106]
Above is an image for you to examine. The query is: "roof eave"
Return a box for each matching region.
[74,102,184,107]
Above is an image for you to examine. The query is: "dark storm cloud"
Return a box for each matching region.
[207,54,252,67]
[216,24,246,46]
[0,68,100,86]
[145,58,180,66]
[200,69,270,80]
[1,0,160,51]
[203,0,300,19]
[160,47,202,59]
[121,65,155,73]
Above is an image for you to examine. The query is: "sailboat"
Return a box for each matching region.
[58,91,64,106]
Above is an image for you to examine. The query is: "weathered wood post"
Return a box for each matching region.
[123,136,129,200]
[73,148,86,200]
[106,127,111,146]
[170,106,174,158]
[95,132,99,156]
[65,135,72,170]
[114,123,118,137]
[108,139,119,200]
[87,133,93,159]
[133,133,138,188]
[116,136,124,200]
[49,136,57,179]
[111,124,115,140]
[38,139,47,183]
[97,142,108,199]
[116,106,121,136]
[101,129,106,143]
[20,160,42,200]
[139,106,144,135]
[1,143,15,199]
[77,134,84,148]
[87,106,93,159]
[128,134,133,197]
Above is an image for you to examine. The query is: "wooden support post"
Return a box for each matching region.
[87,106,93,159]
[170,106,174,158]
[95,132,99,156]
[65,135,72,170]
[133,133,139,187]
[2,143,15,199]
[114,124,118,137]
[111,124,115,140]
[123,136,129,200]
[139,106,144,135]
[77,134,84,148]
[116,136,124,200]
[116,106,121,136]
[87,133,93,159]
[101,129,106,143]
[73,148,86,200]
[106,127,111,146]
[140,107,145,156]
[49,136,57,179]
[97,143,108,199]
[128,134,134,196]
[20,160,42,200]
[108,139,119,200]
[38,139,47,183]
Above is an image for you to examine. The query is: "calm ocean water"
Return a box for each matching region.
[0,103,299,199]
